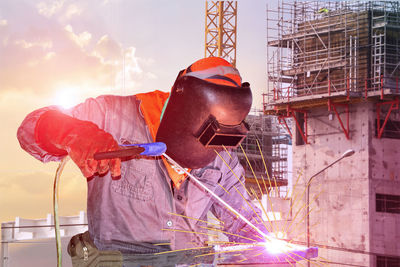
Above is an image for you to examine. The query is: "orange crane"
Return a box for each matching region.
[205,1,237,67]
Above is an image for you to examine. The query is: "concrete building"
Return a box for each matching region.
[264,1,400,266]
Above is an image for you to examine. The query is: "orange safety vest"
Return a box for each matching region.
[136,90,188,189]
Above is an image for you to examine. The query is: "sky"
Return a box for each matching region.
[0,0,269,264]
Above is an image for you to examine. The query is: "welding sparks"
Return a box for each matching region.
[261,238,305,254]
[160,147,321,265]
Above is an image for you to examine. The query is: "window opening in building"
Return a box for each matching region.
[375,119,400,139]
[377,255,400,267]
[376,193,400,214]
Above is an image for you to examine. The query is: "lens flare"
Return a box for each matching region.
[53,87,81,109]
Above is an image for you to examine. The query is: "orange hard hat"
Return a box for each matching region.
[180,57,242,87]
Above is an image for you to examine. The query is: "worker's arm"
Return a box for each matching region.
[210,151,267,243]
[17,95,122,177]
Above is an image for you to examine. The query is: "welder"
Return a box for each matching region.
[17,57,265,266]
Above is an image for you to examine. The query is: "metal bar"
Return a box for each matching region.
[328,79,331,96]
[0,238,8,267]
[306,20,327,49]
[218,1,223,58]
[162,153,270,241]
[204,1,208,58]
[278,117,293,138]
[233,1,237,67]
[305,111,308,141]
[377,103,381,137]
[0,229,8,267]
[346,104,349,139]
[94,147,144,160]
[330,103,350,140]
[290,110,308,145]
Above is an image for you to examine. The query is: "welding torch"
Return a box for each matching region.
[93,142,270,242]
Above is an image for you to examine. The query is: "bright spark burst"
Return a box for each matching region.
[160,146,323,265]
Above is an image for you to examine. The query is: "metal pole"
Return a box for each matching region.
[217,1,224,58]
[306,149,355,267]
[1,239,8,267]
[0,244,7,267]
[1,222,10,267]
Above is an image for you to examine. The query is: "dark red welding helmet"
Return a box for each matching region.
[156,57,252,169]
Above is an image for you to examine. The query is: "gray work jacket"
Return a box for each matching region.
[17,93,263,251]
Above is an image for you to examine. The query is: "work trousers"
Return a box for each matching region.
[67,232,215,267]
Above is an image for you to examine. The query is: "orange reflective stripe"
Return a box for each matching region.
[136,90,169,141]
[136,90,188,189]
[186,57,232,73]
[182,57,241,87]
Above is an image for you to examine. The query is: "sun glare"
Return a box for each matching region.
[53,87,81,109]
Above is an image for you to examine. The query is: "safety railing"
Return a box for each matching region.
[264,76,400,106]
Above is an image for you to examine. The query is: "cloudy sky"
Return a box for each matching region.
[0,0,268,264]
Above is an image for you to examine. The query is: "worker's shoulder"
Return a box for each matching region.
[94,90,167,103]
[87,94,139,106]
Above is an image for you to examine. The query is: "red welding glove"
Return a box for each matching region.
[35,110,121,178]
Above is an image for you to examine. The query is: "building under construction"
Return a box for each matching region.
[205,1,290,199]
[265,0,400,266]
[237,113,290,199]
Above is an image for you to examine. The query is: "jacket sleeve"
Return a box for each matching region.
[210,151,268,243]
[16,95,115,163]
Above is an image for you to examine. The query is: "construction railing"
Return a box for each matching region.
[264,76,400,106]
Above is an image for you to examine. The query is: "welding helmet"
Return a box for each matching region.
[156,57,252,169]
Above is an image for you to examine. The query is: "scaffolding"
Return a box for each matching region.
[265,0,400,105]
[264,0,400,143]
[237,113,290,198]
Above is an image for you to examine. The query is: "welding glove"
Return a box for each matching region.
[35,110,121,178]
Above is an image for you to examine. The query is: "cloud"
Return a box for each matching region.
[93,35,122,62]
[113,47,158,92]
[14,39,53,50]
[0,4,158,98]
[44,51,56,60]
[64,24,92,48]
[0,19,7,26]
[36,0,65,18]
[64,4,83,19]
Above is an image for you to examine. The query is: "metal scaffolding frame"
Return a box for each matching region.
[264,0,400,142]
[237,113,290,197]
[265,0,400,104]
